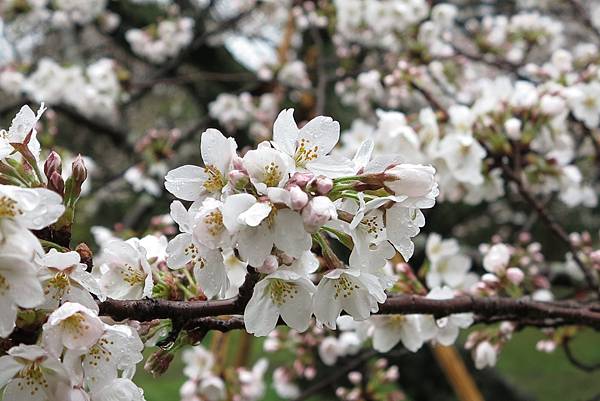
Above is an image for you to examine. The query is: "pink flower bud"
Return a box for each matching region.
[302,196,337,233]
[71,155,87,185]
[385,366,399,381]
[348,371,362,385]
[257,254,278,274]
[289,172,314,188]
[304,366,316,379]
[44,150,62,178]
[48,171,65,196]
[228,169,249,189]
[289,185,308,211]
[232,155,245,171]
[315,176,333,195]
[506,267,524,285]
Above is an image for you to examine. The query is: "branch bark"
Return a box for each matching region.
[98,294,600,330]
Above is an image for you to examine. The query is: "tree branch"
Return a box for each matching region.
[98,294,600,330]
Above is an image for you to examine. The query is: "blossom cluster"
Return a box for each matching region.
[164,108,440,335]
[0,106,145,400]
[126,17,195,64]
[1,58,122,119]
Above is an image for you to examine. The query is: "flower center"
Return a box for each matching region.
[120,264,146,286]
[0,196,22,218]
[361,214,384,240]
[47,272,71,299]
[0,274,10,296]
[61,313,90,339]
[17,363,49,395]
[294,138,319,167]
[268,279,298,306]
[203,165,225,193]
[333,275,359,299]
[87,337,114,369]
[184,243,206,268]
[263,162,282,187]
[203,209,224,238]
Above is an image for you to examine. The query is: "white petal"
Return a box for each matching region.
[0,356,21,388]
[244,281,280,336]
[238,202,272,227]
[299,115,340,155]
[222,194,257,232]
[201,128,236,174]
[164,165,208,201]
[272,109,298,157]
[236,226,274,267]
[273,210,311,258]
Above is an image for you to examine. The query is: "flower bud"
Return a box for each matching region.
[504,118,522,140]
[48,171,65,196]
[228,169,249,189]
[506,267,524,285]
[232,155,245,171]
[198,376,226,401]
[144,349,174,378]
[384,164,436,198]
[314,176,333,195]
[257,254,278,274]
[71,155,87,188]
[44,150,62,179]
[348,371,362,385]
[302,196,337,233]
[288,171,314,188]
[482,273,500,285]
[289,185,309,211]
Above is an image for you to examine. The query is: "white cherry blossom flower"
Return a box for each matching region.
[222,194,311,267]
[94,239,153,300]
[473,341,497,369]
[165,129,237,202]
[0,185,65,230]
[272,109,344,174]
[0,344,68,401]
[0,252,44,337]
[425,234,472,288]
[38,249,103,312]
[63,324,144,393]
[167,201,228,298]
[238,358,268,401]
[370,314,437,352]
[483,243,511,274]
[244,269,316,336]
[242,146,293,193]
[42,302,105,356]
[313,268,386,329]
[427,286,474,345]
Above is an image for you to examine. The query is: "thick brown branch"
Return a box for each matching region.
[98,294,600,330]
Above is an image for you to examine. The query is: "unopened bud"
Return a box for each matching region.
[482,273,500,285]
[348,371,362,385]
[48,171,65,195]
[289,185,308,211]
[506,267,524,285]
[228,169,249,189]
[289,172,314,188]
[302,196,337,233]
[257,254,278,274]
[44,151,62,179]
[144,349,174,377]
[315,176,333,195]
[71,155,87,186]
[232,155,245,171]
[504,118,522,140]
[384,164,436,198]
